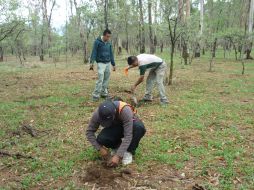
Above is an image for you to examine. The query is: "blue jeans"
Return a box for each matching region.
[93,62,111,98]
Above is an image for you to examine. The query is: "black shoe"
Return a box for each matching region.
[142,98,153,102]
[100,94,109,99]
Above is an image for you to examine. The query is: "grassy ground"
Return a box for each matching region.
[0,52,253,190]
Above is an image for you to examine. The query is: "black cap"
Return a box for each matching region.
[98,101,117,127]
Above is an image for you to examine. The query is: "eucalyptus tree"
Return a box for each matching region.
[0,0,21,62]
[246,0,254,59]
[148,0,155,54]
[161,0,182,85]
[139,0,145,53]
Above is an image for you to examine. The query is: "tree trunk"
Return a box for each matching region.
[117,38,122,55]
[212,38,217,58]
[182,42,188,65]
[209,57,214,72]
[22,49,26,61]
[153,0,158,53]
[139,0,145,53]
[154,35,157,53]
[186,0,191,20]
[199,0,204,56]
[182,0,190,65]
[124,13,129,53]
[42,0,55,58]
[246,0,254,59]
[242,61,245,75]
[83,41,88,63]
[0,47,3,62]
[194,43,201,57]
[48,31,52,58]
[125,31,129,53]
[178,0,184,22]
[200,0,204,27]
[148,0,155,54]
[160,42,164,53]
[104,0,109,29]
[40,33,44,61]
[74,0,88,63]
[16,41,23,65]
[231,41,238,60]
[168,45,175,85]
[17,50,23,65]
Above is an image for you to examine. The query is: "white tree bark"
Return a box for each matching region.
[248,0,254,33]
[246,0,254,59]
[178,0,184,22]
[186,0,191,20]
[200,0,204,36]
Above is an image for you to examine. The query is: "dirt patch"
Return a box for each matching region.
[76,162,204,190]
[0,169,22,189]
[78,163,134,189]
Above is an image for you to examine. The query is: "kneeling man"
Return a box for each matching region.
[86,100,146,167]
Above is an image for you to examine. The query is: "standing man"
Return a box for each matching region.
[86,100,146,166]
[126,54,169,105]
[90,29,116,101]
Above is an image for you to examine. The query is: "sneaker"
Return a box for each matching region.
[143,95,153,102]
[160,100,169,106]
[92,96,99,102]
[122,152,133,165]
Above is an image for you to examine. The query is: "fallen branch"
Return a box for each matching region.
[241,60,245,75]
[21,124,37,137]
[0,150,33,159]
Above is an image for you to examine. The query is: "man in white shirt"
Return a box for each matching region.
[126,54,169,105]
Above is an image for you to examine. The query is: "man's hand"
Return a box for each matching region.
[132,76,144,92]
[99,147,109,160]
[89,64,94,71]
[112,66,116,71]
[107,155,120,167]
[124,67,129,76]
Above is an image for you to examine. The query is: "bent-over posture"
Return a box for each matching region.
[86,100,146,166]
[127,54,169,105]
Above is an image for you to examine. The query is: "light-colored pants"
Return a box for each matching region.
[93,62,111,98]
[144,62,168,102]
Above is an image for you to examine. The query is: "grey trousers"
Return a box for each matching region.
[144,62,168,102]
[92,62,111,98]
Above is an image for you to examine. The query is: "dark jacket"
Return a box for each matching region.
[90,37,115,66]
[86,101,133,157]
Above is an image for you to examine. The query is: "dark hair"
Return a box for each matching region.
[127,56,137,65]
[103,29,112,36]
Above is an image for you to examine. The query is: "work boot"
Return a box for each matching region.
[122,152,133,165]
